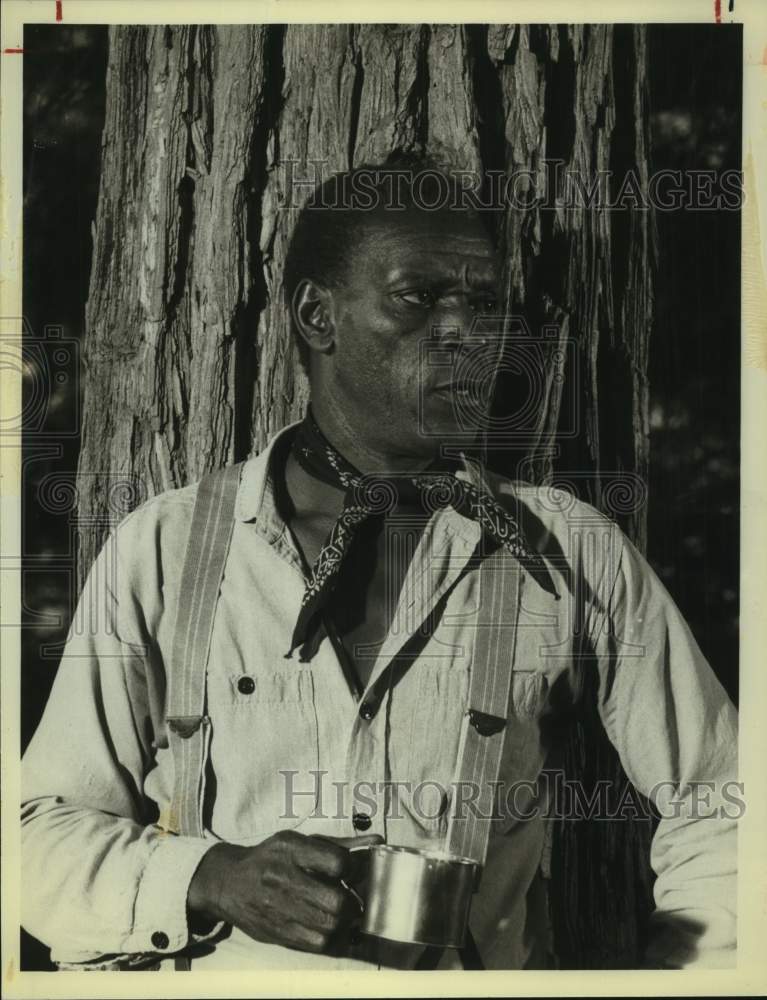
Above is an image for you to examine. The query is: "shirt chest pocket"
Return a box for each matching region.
[387,665,549,839]
[205,668,321,843]
[510,668,549,721]
[490,669,551,834]
[505,668,550,764]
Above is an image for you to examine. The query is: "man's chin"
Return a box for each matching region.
[417,395,485,447]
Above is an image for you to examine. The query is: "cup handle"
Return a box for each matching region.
[343,842,375,912]
[340,878,365,912]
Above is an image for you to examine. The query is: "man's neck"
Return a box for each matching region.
[284,449,345,522]
[310,397,437,476]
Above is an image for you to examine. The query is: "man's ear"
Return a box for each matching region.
[291,279,335,358]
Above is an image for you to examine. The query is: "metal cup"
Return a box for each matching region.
[353,844,479,948]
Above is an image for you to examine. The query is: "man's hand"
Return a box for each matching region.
[187,830,381,953]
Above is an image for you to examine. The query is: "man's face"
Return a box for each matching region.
[316,207,501,462]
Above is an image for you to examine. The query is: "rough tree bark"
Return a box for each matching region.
[78,23,656,968]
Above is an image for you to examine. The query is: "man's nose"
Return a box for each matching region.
[431,302,496,365]
[431,297,476,344]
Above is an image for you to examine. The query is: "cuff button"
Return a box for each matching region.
[151,931,170,950]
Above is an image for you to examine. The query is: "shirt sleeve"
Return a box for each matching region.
[21,509,223,967]
[588,527,739,969]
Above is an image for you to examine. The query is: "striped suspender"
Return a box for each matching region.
[446,546,524,867]
[163,463,243,838]
[162,458,526,861]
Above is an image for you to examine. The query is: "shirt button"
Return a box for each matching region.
[151,931,170,950]
[359,701,375,721]
[237,676,255,695]
[352,811,372,832]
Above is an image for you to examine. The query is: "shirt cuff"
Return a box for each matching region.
[123,831,222,956]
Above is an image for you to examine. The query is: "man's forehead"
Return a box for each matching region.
[359,211,499,275]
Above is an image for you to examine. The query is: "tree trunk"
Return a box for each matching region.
[79,23,655,968]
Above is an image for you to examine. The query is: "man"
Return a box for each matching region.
[21,160,738,971]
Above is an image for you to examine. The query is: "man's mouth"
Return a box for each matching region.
[433,381,484,398]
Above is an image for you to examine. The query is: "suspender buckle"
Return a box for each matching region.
[468,708,506,737]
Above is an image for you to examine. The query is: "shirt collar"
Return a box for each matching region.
[234,420,301,528]
[233,421,519,549]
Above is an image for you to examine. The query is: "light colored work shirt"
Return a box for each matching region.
[21,423,739,970]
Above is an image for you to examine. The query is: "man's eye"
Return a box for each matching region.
[399,289,436,308]
[472,295,499,313]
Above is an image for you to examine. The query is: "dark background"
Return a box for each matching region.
[20,23,741,970]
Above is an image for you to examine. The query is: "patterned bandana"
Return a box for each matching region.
[286,408,558,662]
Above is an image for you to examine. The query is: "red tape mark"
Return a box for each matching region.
[4,47,25,53]
[56,0,63,21]
[714,0,722,22]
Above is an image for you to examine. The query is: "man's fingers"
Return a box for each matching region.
[318,834,382,882]
[291,834,373,878]
[284,892,362,954]
[285,887,343,932]
[318,834,384,850]
[292,836,347,878]
[298,833,382,877]
[283,920,330,954]
[290,866,350,919]
[200,832,374,957]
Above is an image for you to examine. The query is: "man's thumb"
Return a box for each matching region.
[316,833,383,850]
